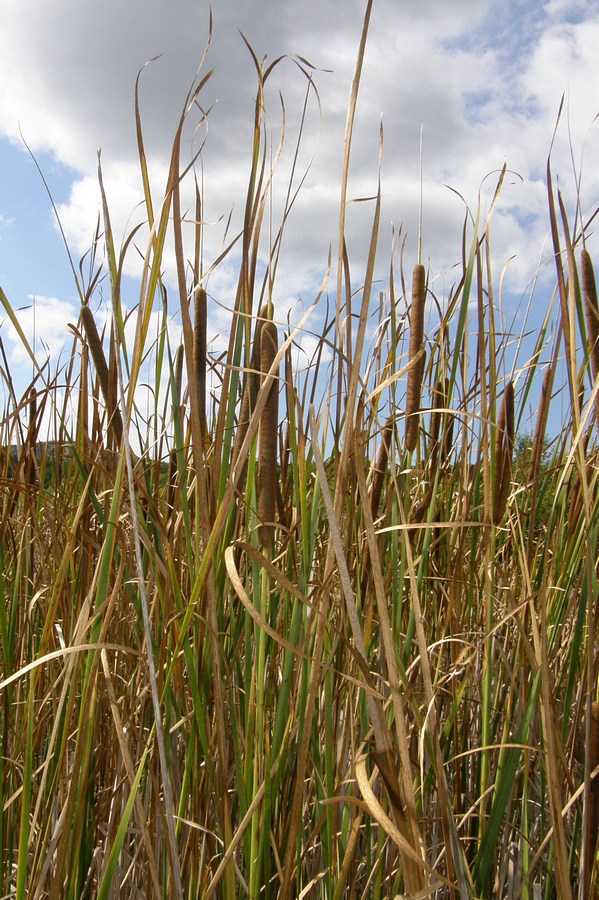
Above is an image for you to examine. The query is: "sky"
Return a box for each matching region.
[0,0,598,441]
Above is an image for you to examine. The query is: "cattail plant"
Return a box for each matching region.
[405,263,426,452]
[107,319,119,442]
[167,344,185,523]
[369,414,394,520]
[193,286,208,440]
[429,378,443,465]
[361,414,394,640]
[441,411,455,468]
[567,430,594,532]
[257,319,279,552]
[528,367,553,489]
[429,375,451,476]
[80,303,123,447]
[581,250,599,422]
[24,387,38,491]
[231,304,268,481]
[493,380,514,525]
[526,365,554,557]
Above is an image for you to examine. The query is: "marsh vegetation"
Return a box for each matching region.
[0,7,598,898]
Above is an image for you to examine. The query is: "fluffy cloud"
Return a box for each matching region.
[4,294,79,368]
[0,0,598,372]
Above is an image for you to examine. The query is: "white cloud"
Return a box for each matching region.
[544,0,596,20]
[522,18,599,128]
[0,0,598,406]
[4,294,78,368]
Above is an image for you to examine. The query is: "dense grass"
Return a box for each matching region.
[1,9,598,899]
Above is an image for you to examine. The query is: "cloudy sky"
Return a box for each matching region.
[0,0,598,431]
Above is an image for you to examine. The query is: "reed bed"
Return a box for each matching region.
[0,12,598,899]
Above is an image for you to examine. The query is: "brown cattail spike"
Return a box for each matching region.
[258,320,279,552]
[231,304,268,478]
[429,377,447,473]
[80,304,123,447]
[370,416,394,520]
[441,400,455,467]
[493,381,514,525]
[107,321,119,438]
[567,432,593,532]
[167,345,185,518]
[405,263,426,453]
[174,343,184,404]
[528,367,552,487]
[582,250,599,380]
[582,250,599,428]
[25,387,38,489]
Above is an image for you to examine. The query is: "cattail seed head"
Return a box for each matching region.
[231,304,268,477]
[81,305,110,402]
[493,381,514,525]
[528,367,552,487]
[194,286,208,437]
[167,344,185,518]
[24,387,38,489]
[582,249,599,384]
[370,415,394,519]
[441,407,455,467]
[80,304,123,446]
[405,263,426,453]
[174,343,184,404]
[429,377,448,474]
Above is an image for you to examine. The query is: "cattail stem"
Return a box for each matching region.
[258,320,278,552]
[405,263,426,452]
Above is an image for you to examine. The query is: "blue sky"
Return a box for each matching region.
[0,145,74,352]
[0,0,598,439]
